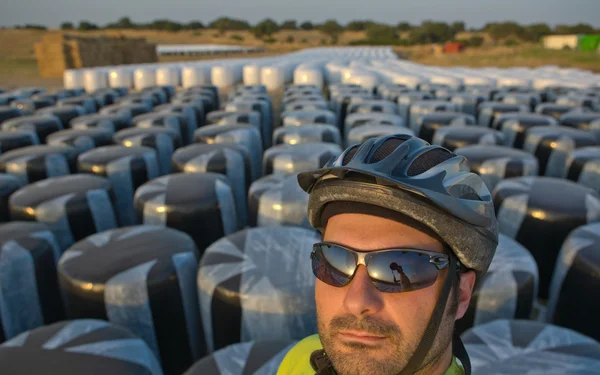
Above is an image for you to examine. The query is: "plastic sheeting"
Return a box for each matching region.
[0,131,39,155]
[564,146,600,192]
[343,112,405,141]
[47,128,113,156]
[197,226,319,352]
[432,127,505,152]
[282,110,337,127]
[0,145,75,185]
[1,115,63,143]
[108,68,133,89]
[134,68,156,90]
[347,124,415,147]
[0,174,22,222]
[462,319,600,374]
[408,100,458,131]
[263,143,342,176]
[0,319,163,375]
[273,124,341,146]
[114,127,180,176]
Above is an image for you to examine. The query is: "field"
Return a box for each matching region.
[1,28,599,90]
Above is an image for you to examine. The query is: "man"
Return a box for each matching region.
[277,134,498,375]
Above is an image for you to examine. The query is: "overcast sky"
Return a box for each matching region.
[2,0,599,28]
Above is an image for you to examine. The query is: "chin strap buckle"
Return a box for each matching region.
[310,349,338,375]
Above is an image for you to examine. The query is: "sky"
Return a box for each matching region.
[1,0,599,28]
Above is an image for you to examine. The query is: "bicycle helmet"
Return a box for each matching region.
[297,133,498,276]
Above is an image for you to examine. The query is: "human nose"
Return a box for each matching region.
[343,265,384,317]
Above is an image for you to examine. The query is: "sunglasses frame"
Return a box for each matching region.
[311,241,457,291]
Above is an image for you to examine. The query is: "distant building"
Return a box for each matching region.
[543,34,600,52]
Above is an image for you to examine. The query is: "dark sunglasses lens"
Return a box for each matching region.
[311,245,355,288]
[367,251,439,292]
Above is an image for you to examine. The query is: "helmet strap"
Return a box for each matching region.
[398,253,457,375]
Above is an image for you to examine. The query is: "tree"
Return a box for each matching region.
[318,19,343,39]
[520,23,552,42]
[451,21,465,34]
[468,35,484,47]
[252,18,279,38]
[365,24,399,43]
[555,23,595,34]
[209,17,251,32]
[300,21,314,30]
[409,21,455,44]
[396,22,413,32]
[346,20,378,31]
[484,22,524,41]
[280,20,297,30]
[185,21,205,30]
[147,19,183,32]
[78,21,99,31]
[60,22,74,30]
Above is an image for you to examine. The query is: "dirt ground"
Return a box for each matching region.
[1,28,598,91]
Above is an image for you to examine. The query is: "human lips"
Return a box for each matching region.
[337,330,387,344]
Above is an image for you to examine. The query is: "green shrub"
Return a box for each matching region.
[263,37,277,44]
[286,35,295,43]
[301,38,308,43]
[230,34,244,41]
[504,39,519,46]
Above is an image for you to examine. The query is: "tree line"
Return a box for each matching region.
[12,18,600,45]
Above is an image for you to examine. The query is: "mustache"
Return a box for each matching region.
[329,315,401,337]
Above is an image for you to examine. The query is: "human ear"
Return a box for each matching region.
[455,270,476,320]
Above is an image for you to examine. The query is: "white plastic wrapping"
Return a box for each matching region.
[261,66,285,91]
[243,64,262,86]
[63,69,85,89]
[182,66,210,88]
[273,124,341,146]
[252,174,310,228]
[108,68,133,89]
[493,177,535,240]
[263,143,342,176]
[211,66,236,89]
[293,67,324,89]
[134,68,156,90]
[155,67,181,87]
[83,70,108,93]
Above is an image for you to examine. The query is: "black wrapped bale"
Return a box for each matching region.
[0,320,163,375]
[57,96,98,114]
[559,111,600,131]
[0,145,77,184]
[225,101,272,149]
[47,128,113,156]
[0,222,63,342]
[478,102,529,127]
[497,92,540,111]
[1,115,63,143]
[280,109,337,127]
[134,112,191,150]
[262,143,342,176]
[273,124,341,147]
[197,226,319,352]
[134,173,238,255]
[456,234,538,335]
[450,93,486,117]
[36,105,86,129]
[556,95,597,109]
[248,174,310,228]
[492,176,600,298]
[0,130,39,155]
[184,340,294,375]
[0,106,24,124]
[114,127,181,176]
[206,110,261,130]
[408,100,458,131]
[455,145,538,191]
[10,98,54,115]
[535,103,578,120]
[193,124,263,182]
[432,127,505,151]
[8,174,118,251]
[347,125,415,147]
[347,100,399,116]
[118,95,156,110]
[492,113,558,149]
[100,103,152,120]
[0,174,22,222]
[414,112,476,144]
[562,146,600,192]
[78,146,160,226]
[343,112,405,142]
[172,144,250,229]
[547,223,600,341]
[462,319,600,374]
[58,226,202,375]
[155,103,203,144]
[71,113,131,133]
[523,125,597,177]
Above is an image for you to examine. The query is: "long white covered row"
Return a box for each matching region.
[63,47,600,92]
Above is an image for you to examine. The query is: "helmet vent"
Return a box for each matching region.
[368,138,407,163]
[342,145,360,166]
[406,149,453,176]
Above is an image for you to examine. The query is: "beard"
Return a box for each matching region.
[317,292,458,375]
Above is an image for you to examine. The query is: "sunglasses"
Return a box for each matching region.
[311,242,453,293]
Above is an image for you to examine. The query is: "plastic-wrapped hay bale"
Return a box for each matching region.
[71,113,131,133]
[172,96,213,123]
[456,234,538,335]
[331,93,374,129]
[197,226,319,352]
[432,127,505,151]
[64,69,85,90]
[57,96,97,114]
[212,66,237,89]
[83,70,108,93]
[273,124,341,147]
[347,100,399,116]
[10,98,54,115]
[281,110,337,127]
[492,113,558,149]
[108,67,133,89]
[8,174,118,251]
[36,105,86,129]
[450,93,486,116]
[343,113,405,141]
[523,126,597,177]
[0,174,22,221]
[225,100,272,149]
[547,223,600,341]
[397,92,433,122]
[182,66,210,88]
[133,113,189,151]
[478,102,530,128]
[408,100,458,132]
[0,222,63,342]
[114,127,181,176]
[47,128,113,156]
[156,67,181,87]
[155,104,202,145]
[347,125,415,146]
[185,340,295,375]
[134,68,156,91]
[0,145,77,184]
[118,94,156,111]
[140,88,168,106]
[497,92,540,111]
[562,147,600,192]
[263,143,342,176]
[1,115,63,143]
[0,106,24,123]
[283,94,325,107]
[294,66,324,88]
[206,110,261,129]
[78,146,159,226]
[58,226,201,375]
[559,112,600,131]
[461,319,600,374]
[535,103,577,121]
[248,174,310,228]
[134,173,237,256]
[172,144,250,229]
[556,95,597,109]
[0,130,39,155]
[455,145,538,191]
[414,112,476,143]
[193,124,263,182]
[492,176,600,298]
[0,320,163,375]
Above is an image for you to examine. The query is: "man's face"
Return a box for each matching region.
[316,213,475,375]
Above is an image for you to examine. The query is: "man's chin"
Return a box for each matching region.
[327,349,403,375]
